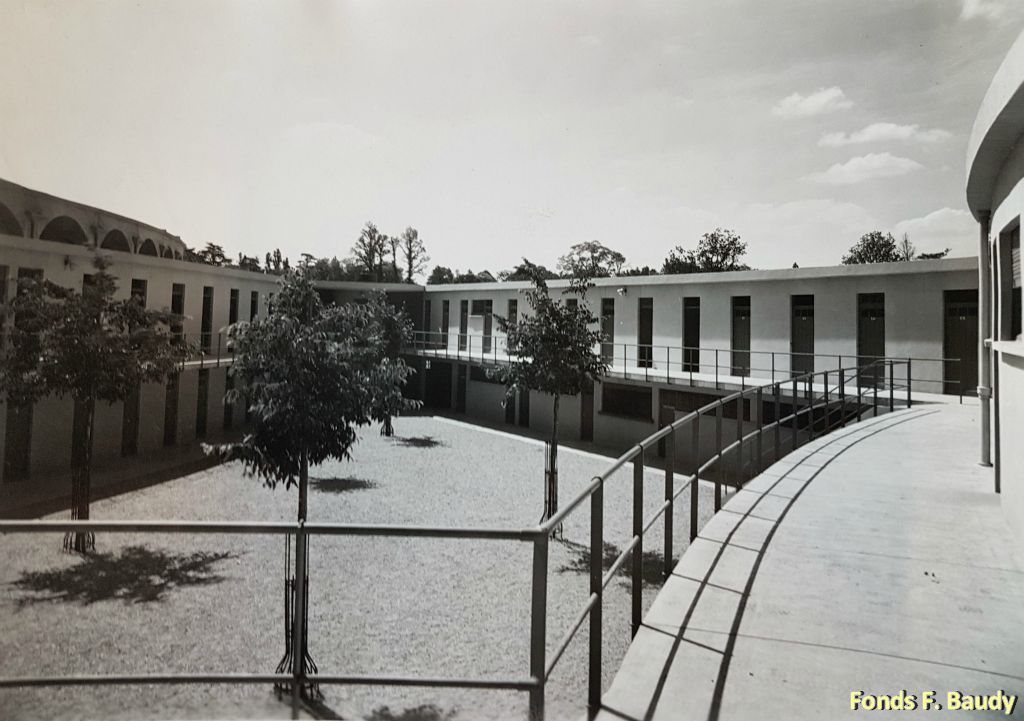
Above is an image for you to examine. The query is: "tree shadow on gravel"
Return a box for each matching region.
[10,545,237,607]
[392,436,446,449]
[557,538,678,589]
[311,477,377,494]
[366,705,457,721]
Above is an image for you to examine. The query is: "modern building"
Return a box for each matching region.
[966,28,1024,546]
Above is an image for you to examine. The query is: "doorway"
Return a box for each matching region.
[943,290,978,396]
[580,383,594,442]
[638,298,654,368]
[857,293,885,386]
[790,295,814,376]
[683,297,700,372]
[731,296,751,376]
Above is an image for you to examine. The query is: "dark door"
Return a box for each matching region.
[122,385,141,456]
[683,297,700,372]
[201,286,214,352]
[441,301,450,348]
[944,290,978,396]
[518,388,530,427]
[425,361,453,408]
[456,364,468,412]
[459,300,469,351]
[791,295,814,376]
[731,296,751,376]
[505,392,516,424]
[580,383,594,442]
[3,402,32,482]
[601,298,615,362]
[857,293,885,386]
[638,298,654,368]
[163,373,179,446]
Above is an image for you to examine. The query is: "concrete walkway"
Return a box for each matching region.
[593,402,1024,720]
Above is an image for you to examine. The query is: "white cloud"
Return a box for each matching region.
[960,0,1006,21]
[819,123,952,147]
[892,208,978,257]
[804,152,924,185]
[772,87,853,119]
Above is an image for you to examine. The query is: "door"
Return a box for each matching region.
[857,293,885,387]
[944,290,978,396]
[731,296,751,376]
[638,298,654,368]
[518,388,530,428]
[683,297,700,372]
[580,383,594,442]
[458,300,469,351]
[505,392,516,424]
[601,298,615,362]
[441,300,450,349]
[791,295,814,376]
[456,364,468,412]
[425,361,453,409]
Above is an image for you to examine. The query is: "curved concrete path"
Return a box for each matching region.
[593,403,1024,720]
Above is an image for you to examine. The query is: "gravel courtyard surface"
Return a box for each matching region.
[0,416,721,721]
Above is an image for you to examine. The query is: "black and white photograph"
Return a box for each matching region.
[0,2,1022,719]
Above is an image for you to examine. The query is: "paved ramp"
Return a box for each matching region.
[594,404,1024,720]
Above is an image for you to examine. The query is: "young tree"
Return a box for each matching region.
[842,231,901,264]
[205,271,417,692]
[351,222,388,281]
[897,233,916,262]
[557,240,627,278]
[0,254,192,552]
[199,243,228,266]
[663,229,748,273]
[493,261,609,526]
[399,227,430,283]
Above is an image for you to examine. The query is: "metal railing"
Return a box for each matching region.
[0,359,911,719]
[406,330,961,400]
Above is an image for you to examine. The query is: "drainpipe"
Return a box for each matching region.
[978,210,993,469]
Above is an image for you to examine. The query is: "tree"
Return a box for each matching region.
[237,253,262,272]
[663,228,749,274]
[205,271,417,693]
[0,254,192,552]
[199,243,228,266]
[351,222,389,281]
[493,261,609,527]
[842,231,901,264]
[499,261,559,281]
[399,227,430,283]
[557,240,626,278]
[917,248,950,260]
[897,233,916,262]
[619,265,659,277]
[427,265,455,284]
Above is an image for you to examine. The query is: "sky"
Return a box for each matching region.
[2,1,1024,277]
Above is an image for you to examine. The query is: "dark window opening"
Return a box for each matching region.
[196,369,209,438]
[683,297,700,372]
[602,383,653,421]
[131,279,148,308]
[601,298,615,362]
[250,290,259,320]
[171,284,185,339]
[201,286,214,352]
[229,288,239,325]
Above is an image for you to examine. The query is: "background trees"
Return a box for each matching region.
[398,227,430,283]
[662,228,749,274]
[0,254,192,552]
[556,240,626,278]
[493,262,609,526]
[842,231,901,264]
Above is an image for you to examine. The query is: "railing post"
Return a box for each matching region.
[774,384,781,462]
[588,479,603,713]
[856,371,864,422]
[791,378,799,450]
[714,402,723,511]
[755,387,763,474]
[664,430,674,580]
[529,532,549,721]
[715,349,719,390]
[873,374,879,418]
[691,413,700,542]
[735,395,743,485]
[839,369,846,427]
[771,352,775,384]
[888,362,895,413]
[632,450,644,638]
[822,370,829,432]
[808,377,816,442]
[907,358,913,408]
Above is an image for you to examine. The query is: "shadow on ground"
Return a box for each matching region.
[10,545,237,606]
[558,539,678,589]
[366,705,457,721]
[392,436,447,449]
[311,477,377,494]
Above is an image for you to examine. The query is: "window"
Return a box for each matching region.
[471,299,493,352]
[196,369,210,438]
[131,279,148,308]
[442,300,450,346]
[459,300,469,350]
[469,365,502,384]
[229,288,239,325]
[660,389,750,421]
[683,297,700,372]
[201,286,214,352]
[601,298,615,362]
[566,298,579,310]
[171,283,185,338]
[638,298,653,368]
[731,296,751,376]
[250,290,259,320]
[1011,226,1021,339]
[424,299,432,335]
[507,298,518,326]
[601,383,652,421]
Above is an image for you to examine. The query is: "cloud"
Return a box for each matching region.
[960,0,1006,20]
[819,123,952,147]
[772,87,853,118]
[892,207,977,257]
[804,152,924,185]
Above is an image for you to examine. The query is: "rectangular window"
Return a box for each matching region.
[82,273,95,291]
[442,300,450,347]
[196,369,210,438]
[731,296,751,377]
[1011,226,1021,339]
[250,290,259,320]
[566,298,579,310]
[601,383,653,421]
[459,300,469,351]
[683,297,700,372]
[638,297,654,368]
[171,283,185,338]
[601,298,615,362]
[131,279,148,308]
[229,288,239,325]
[201,286,214,352]
[469,365,502,384]
[507,298,518,326]
[163,373,179,446]
[472,299,493,353]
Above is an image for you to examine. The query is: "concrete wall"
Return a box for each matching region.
[997,352,1024,544]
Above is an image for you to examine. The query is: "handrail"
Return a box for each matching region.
[0,357,912,721]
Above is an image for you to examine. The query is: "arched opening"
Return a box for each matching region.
[0,201,22,236]
[100,229,132,253]
[160,246,173,258]
[39,215,89,246]
[173,250,183,260]
[138,238,158,256]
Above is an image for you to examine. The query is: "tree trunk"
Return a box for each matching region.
[297,451,308,524]
[66,396,96,553]
[547,395,560,529]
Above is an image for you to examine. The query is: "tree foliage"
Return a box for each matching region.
[499,261,559,282]
[557,240,626,278]
[0,253,192,551]
[427,265,455,285]
[351,222,390,281]
[842,231,901,264]
[398,227,430,283]
[663,228,749,274]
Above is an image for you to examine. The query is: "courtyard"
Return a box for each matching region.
[0,415,719,721]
